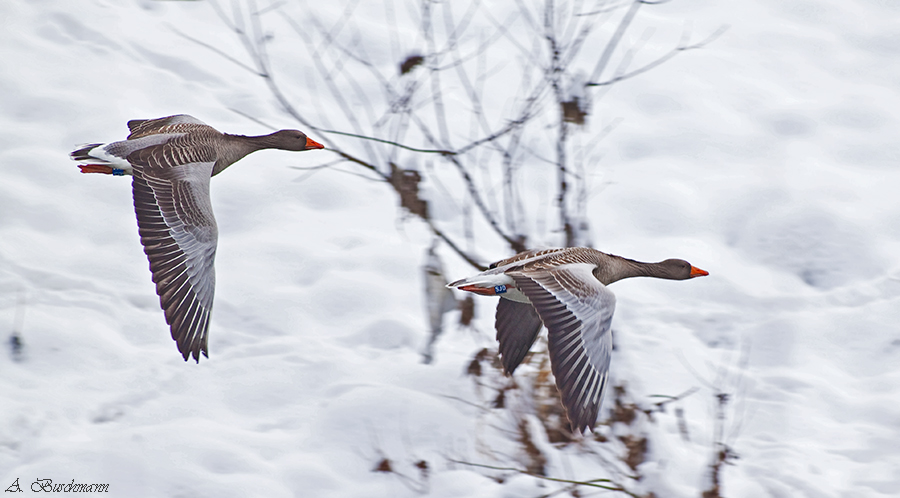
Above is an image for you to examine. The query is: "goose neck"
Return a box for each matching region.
[213,134,271,176]
[598,255,658,284]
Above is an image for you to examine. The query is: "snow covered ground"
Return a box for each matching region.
[2,0,899,496]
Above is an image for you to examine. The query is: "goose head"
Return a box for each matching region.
[268,129,325,151]
[656,259,709,280]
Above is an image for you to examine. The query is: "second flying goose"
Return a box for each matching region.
[448,247,708,433]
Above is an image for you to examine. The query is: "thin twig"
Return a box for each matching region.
[588,0,643,83]
[320,129,454,155]
[448,459,638,495]
[427,221,488,271]
[168,25,263,75]
[438,394,492,413]
[588,24,730,87]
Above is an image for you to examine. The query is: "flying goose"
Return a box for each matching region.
[447,247,708,433]
[71,114,324,362]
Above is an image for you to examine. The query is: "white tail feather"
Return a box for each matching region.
[447,273,514,289]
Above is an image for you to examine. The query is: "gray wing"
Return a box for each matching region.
[511,263,615,433]
[129,142,218,362]
[494,298,543,375]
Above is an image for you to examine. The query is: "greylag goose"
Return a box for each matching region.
[70,114,324,362]
[447,247,708,433]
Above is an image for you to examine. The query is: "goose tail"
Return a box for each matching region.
[70,143,133,176]
[447,273,516,296]
[70,143,104,162]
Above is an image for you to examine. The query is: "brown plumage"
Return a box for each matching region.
[71,115,324,361]
[449,247,708,433]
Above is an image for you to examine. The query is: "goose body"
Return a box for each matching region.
[448,247,708,433]
[71,114,324,361]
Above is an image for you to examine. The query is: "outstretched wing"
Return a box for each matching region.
[511,263,615,433]
[494,298,543,375]
[128,141,218,362]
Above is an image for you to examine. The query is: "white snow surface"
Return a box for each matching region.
[2,0,900,497]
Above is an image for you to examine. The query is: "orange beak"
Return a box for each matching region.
[306,137,325,150]
[689,266,709,278]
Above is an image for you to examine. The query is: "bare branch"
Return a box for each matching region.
[407,111,527,252]
[587,0,643,83]
[322,129,454,155]
[168,25,263,76]
[422,1,452,148]
[587,24,730,87]
[447,459,639,496]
